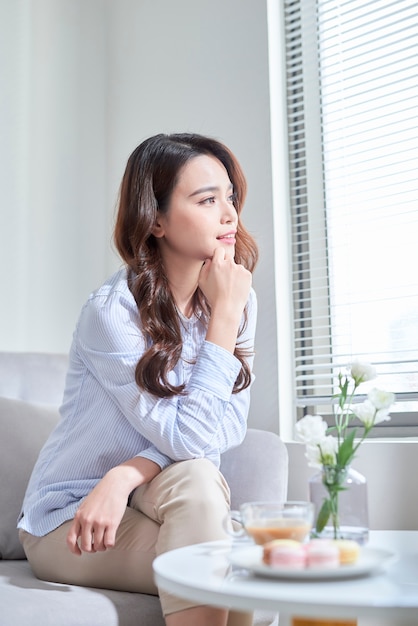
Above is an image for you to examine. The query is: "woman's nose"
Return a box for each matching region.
[221,202,237,224]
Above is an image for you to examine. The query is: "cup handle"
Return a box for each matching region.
[224,510,246,538]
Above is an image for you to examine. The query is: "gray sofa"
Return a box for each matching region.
[0,352,288,625]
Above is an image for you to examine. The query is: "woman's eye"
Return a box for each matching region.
[199,196,216,205]
[228,192,237,203]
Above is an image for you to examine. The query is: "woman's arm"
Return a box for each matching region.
[67,456,160,555]
[74,282,257,463]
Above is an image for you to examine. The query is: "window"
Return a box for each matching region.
[282,0,418,435]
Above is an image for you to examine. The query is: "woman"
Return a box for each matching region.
[18,132,258,626]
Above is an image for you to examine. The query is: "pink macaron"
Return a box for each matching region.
[266,541,307,569]
[306,539,339,569]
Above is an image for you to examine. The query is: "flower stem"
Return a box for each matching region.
[329,490,339,539]
[322,465,347,539]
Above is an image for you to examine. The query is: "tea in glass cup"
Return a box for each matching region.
[228,501,314,544]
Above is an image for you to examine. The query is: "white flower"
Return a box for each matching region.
[373,409,391,425]
[305,443,323,468]
[318,436,338,465]
[350,360,376,384]
[367,388,395,410]
[353,399,391,428]
[295,414,327,445]
[304,436,338,468]
[353,400,377,428]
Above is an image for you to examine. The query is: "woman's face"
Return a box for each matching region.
[153,154,238,266]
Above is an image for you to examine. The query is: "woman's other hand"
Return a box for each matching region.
[66,458,160,555]
[66,471,129,555]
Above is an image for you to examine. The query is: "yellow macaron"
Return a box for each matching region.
[333,539,360,564]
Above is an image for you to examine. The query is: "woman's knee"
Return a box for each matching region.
[149,458,230,528]
[170,458,230,507]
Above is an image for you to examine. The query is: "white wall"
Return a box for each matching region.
[1,0,108,350]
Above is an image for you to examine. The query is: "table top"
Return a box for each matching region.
[153,530,418,621]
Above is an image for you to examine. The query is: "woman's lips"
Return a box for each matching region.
[217,233,236,244]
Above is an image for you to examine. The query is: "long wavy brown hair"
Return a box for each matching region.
[114,133,259,398]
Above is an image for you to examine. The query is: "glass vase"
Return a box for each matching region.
[309,465,369,545]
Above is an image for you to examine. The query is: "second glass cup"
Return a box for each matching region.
[227,501,314,544]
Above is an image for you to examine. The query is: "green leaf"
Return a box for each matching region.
[337,430,356,466]
[316,499,331,533]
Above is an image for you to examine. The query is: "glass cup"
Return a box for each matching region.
[227,501,314,544]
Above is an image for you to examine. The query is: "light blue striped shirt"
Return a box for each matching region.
[18,268,257,536]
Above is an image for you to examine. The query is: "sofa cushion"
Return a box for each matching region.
[0,559,165,625]
[0,396,59,559]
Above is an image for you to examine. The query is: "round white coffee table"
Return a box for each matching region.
[153,531,418,626]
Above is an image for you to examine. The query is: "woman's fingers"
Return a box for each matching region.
[199,246,252,313]
[66,519,82,555]
[66,518,110,555]
[79,521,96,553]
[103,525,117,550]
[66,496,125,555]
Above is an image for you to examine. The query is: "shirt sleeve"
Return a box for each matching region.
[135,445,173,469]
[74,287,257,463]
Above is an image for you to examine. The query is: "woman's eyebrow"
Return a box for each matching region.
[188,183,233,198]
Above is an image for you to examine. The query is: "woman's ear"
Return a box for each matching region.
[151,216,165,238]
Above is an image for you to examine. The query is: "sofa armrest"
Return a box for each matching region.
[220,428,288,509]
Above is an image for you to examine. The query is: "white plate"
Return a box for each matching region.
[228,545,395,580]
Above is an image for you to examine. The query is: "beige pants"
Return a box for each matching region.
[20,458,252,624]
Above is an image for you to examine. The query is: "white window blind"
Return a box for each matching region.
[283,0,418,429]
